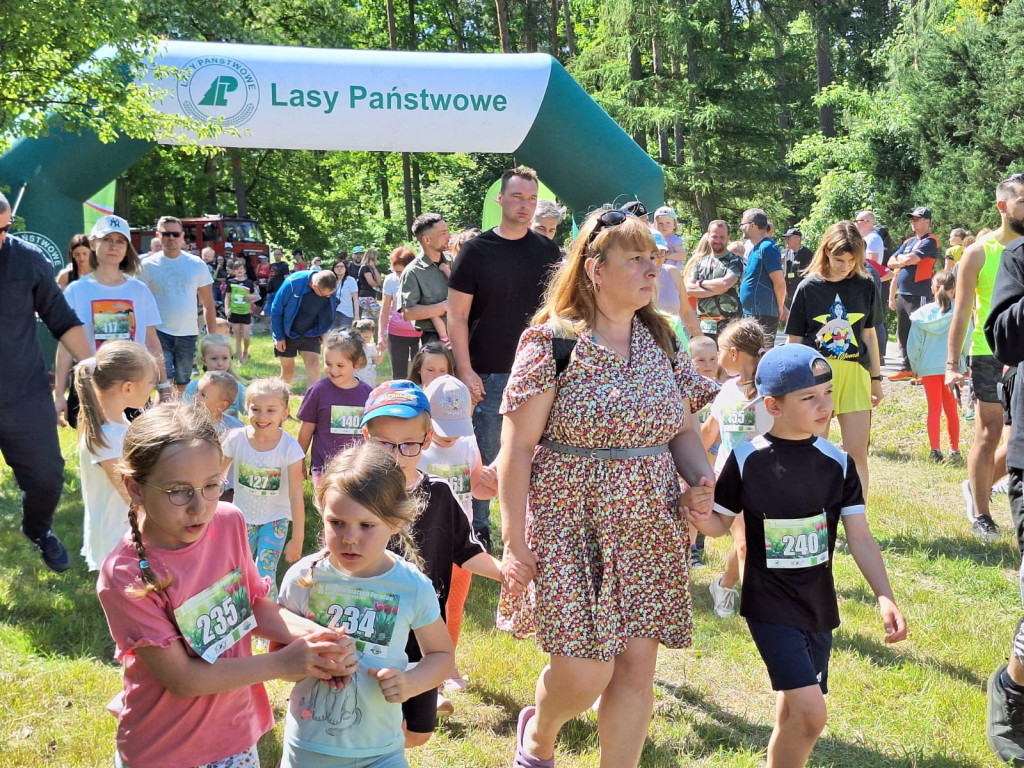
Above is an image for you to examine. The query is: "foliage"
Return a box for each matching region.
[0,0,221,153]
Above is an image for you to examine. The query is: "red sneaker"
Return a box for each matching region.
[888,370,915,381]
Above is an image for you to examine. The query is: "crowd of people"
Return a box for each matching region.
[3,167,1024,767]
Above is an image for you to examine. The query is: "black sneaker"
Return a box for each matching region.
[690,548,705,570]
[475,527,493,554]
[928,449,944,463]
[988,664,1024,764]
[31,531,72,572]
[973,514,1001,543]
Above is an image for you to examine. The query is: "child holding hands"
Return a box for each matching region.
[686,344,906,768]
[96,404,355,768]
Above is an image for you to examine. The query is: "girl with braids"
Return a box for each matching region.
[277,443,454,768]
[96,403,357,768]
[75,340,157,570]
[702,318,774,619]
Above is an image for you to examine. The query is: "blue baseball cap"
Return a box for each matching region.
[755,344,833,398]
[361,380,430,426]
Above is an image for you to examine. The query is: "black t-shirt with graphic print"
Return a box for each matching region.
[714,434,865,632]
[785,274,882,370]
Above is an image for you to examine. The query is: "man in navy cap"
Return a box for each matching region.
[888,206,940,381]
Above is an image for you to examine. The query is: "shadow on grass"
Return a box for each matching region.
[870,446,919,465]
[879,531,1022,570]
[655,681,982,767]
[832,628,985,687]
[0,467,116,662]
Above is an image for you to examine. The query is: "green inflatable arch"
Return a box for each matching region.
[0,41,663,268]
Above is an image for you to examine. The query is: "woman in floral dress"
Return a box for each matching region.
[498,212,717,768]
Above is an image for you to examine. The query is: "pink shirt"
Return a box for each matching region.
[97,505,272,768]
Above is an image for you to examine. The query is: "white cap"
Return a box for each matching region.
[423,375,474,437]
[89,215,131,241]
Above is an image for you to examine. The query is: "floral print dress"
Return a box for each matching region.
[497,318,717,662]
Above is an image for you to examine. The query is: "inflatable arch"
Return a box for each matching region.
[0,41,663,269]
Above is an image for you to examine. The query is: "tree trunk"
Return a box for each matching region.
[115,178,131,223]
[814,5,835,137]
[773,36,792,203]
[495,0,512,53]
[412,158,422,216]
[386,0,398,49]
[204,154,218,210]
[377,154,391,220]
[629,41,646,151]
[561,0,576,57]
[549,0,559,54]
[229,149,246,217]
[402,153,414,238]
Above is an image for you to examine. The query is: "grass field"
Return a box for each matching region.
[0,330,1017,767]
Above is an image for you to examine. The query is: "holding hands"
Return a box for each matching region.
[680,476,715,522]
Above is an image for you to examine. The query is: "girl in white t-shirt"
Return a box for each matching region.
[222,378,306,599]
[75,340,158,570]
[701,318,774,618]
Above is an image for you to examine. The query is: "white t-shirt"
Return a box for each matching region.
[79,423,129,571]
[418,436,481,523]
[335,276,358,318]
[863,230,884,261]
[64,274,163,352]
[710,378,774,475]
[356,342,378,387]
[139,252,214,336]
[222,428,305,525]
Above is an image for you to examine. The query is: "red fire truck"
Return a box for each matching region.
[131,214,270,271]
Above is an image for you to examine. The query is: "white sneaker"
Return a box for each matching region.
[993,477,1011,497]
[443,667,468,693]
[963,479,976,522]
[709,576,737,618]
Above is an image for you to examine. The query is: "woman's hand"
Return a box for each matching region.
[503,540,537,587]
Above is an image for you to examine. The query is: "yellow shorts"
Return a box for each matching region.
[830,357,872,415]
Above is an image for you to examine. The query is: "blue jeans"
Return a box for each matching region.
[157,330,198,386]
[470,372,508,537]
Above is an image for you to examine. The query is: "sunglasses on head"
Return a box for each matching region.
[586,209,629,247]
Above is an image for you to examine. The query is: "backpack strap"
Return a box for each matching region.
[552,337,577,377]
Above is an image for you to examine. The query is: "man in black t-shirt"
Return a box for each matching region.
[448,166,561,549]
[781,228,814,310]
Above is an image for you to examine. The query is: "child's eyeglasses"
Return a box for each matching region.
[139,478,225,506]
[368,436,428,458]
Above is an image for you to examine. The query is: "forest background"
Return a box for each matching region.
[3,0,1023,256]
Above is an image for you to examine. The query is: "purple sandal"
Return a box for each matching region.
[514,705,555,768]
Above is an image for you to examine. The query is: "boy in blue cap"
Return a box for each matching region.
[686,344,906,768]
[360,380,523,743]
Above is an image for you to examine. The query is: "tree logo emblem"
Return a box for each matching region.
[179,56,260,127]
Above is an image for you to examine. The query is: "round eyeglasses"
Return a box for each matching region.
[139,478,225,506]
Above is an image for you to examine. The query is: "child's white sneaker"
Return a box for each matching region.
[709,576,737,618]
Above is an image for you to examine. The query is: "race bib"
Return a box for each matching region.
[699,317,719,335]
[695,403,712,425]
[764,512,830,569]
[229,283,251,315]
[720,399,759,454]
[426,462,471,501]
[308,582,401,659]
[238,461,282,496]
[174,568,256,663]
[91,299,136,342]
[330,405,363,435]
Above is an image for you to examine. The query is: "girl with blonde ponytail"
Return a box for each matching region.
[74,340,157,570]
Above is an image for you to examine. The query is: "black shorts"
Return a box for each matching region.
[970,354,1003,404]
[273,335,322,358]
[228,313,251,325]
[402,686,437,735]
[747,619,832,693]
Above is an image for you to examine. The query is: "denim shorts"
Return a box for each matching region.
[747,619,832,693]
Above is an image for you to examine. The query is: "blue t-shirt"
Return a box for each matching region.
[894,234,940,299]
[740,238,783,317]
[278,554,440,758]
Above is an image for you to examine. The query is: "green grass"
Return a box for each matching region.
[0,331,1015,767]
